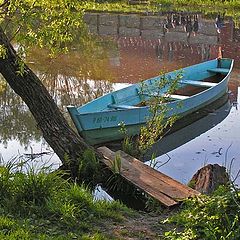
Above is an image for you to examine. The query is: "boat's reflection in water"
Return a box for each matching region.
[144,93,234,184]
[145,94,231,159]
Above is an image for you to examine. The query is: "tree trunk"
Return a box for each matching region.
[0,26,93,179]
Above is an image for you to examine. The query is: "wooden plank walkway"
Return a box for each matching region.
[97,146,200,207]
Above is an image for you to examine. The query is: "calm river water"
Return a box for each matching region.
[0,11,240,185]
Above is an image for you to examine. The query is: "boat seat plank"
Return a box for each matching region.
[108,104,139,110]
[207,68,229,75]
[180,80,218,88]
[140,91,162,97]
[140,91,189,100]
[162,94,190,100]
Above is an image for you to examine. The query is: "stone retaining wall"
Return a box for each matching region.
[83,12,218,42]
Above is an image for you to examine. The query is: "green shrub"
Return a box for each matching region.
[0,166,13,201]
[164,186,240,240]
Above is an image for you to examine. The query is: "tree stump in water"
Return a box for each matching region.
[189,164,229,194]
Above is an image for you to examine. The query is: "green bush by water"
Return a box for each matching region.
[164,186,240,240]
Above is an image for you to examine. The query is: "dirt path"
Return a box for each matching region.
[100,210,177,240]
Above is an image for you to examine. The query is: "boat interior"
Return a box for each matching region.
[107,68,228,110]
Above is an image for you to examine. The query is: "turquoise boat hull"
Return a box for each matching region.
[67,58,234,145]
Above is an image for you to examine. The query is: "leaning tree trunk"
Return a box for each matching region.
[0,26,93,179]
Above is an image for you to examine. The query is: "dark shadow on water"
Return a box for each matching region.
[144,93,231,161]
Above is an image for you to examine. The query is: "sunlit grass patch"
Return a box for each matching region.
[0,158,129,239]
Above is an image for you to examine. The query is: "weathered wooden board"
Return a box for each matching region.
[97,146,200,207]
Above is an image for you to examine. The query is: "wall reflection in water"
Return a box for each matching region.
[83,11,240,83]
[0,11,239,172]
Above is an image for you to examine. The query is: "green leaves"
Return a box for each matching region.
[138,72,181,153]
[3,0,86,55]
[0,44,7,59]
[164,186,240,239]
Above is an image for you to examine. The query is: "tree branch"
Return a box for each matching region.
[0,0,9,9]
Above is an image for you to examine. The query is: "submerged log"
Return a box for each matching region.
[189,164,230,194]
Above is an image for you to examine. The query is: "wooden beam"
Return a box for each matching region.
[97,146,200,207]
[107,104,139,110]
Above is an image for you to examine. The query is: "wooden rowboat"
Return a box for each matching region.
[67,58,234,145]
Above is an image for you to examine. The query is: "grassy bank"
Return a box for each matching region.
[164,186,240,239]
[83,0,240,23]
[0,159,132,239]
[0,158,240,239]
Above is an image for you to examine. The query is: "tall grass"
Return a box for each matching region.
[0,157,130,239]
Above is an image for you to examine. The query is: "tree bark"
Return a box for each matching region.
[0,26,93,179]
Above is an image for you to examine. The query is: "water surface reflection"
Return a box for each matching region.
[144,94,231,160]
[0,12,239,181]
[145,90,240,186]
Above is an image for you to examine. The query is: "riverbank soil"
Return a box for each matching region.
[99,210,177,239]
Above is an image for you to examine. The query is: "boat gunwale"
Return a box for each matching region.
[76,58,233,117]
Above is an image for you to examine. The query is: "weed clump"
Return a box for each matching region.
[164,186,240,239]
